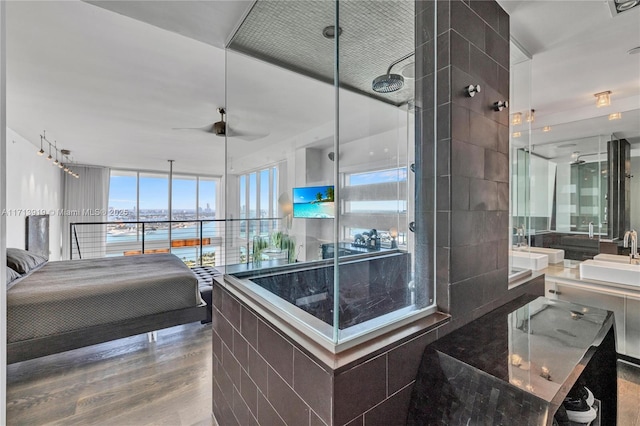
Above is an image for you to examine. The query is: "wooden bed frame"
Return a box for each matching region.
[7,215,207,364]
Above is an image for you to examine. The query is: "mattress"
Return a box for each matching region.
[7,254,202,343]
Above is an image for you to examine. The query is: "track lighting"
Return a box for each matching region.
[38,135,45,156]
[36,131,80,179]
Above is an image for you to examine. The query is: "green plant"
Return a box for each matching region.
[281,234,296,263]
[252,235,268,264]
[270,231,283,249]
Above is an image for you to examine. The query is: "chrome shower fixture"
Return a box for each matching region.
[372,52,415,93]
[465,84,481,97]
[493,100,509,111]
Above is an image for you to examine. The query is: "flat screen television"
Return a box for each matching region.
[292,185,335,218]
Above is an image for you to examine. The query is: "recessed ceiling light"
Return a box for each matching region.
[609,112,622,120]
[322,26,342,39]
[512,132,522,138]
[512,112,522,126]
[628,47,640,55]
[526,109,535,123]
[542,126,551,132]
[617,0,639,11]
[594,91,611,108]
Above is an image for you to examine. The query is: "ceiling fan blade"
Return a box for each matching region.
[227,128,270,141]
[171,124,215,133]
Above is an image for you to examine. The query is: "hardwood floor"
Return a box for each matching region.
[6,323,640,426]
[6,323,213,426]
[619,360,640,426]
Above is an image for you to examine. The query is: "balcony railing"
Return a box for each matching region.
[70,218,283,267]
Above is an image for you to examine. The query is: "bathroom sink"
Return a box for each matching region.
[512,247,564,264]
[579,260,640,286]
[510,251,548,271]
[593,253,633,264]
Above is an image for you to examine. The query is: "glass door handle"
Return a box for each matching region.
[589,222,594,239]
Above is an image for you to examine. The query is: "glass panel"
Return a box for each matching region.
[225,0,431,346]
[509,42,532,276]
[108,171,137,222]
[139,173,168,222]
[171,175,196,221]
[336,0,417,342]
[198,178,217,220]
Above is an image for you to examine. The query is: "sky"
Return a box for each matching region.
[293,185,333,204]
[109,174,217,211]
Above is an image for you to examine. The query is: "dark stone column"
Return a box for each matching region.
[416,0,512,329]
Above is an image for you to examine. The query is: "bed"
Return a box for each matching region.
[7,244,207,364]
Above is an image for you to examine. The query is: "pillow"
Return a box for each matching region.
[6,265,21,286]
[6,248,48,274]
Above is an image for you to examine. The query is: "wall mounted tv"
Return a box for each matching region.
[292,185,335,218]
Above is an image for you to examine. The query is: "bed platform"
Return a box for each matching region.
[7,215,208,364]
[7,253,207,364]
[7,305,205,364]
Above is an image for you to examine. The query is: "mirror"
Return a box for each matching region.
[507,1,640,265]
[515,112,638,259]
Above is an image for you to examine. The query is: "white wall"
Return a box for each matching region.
[5,128,63,260]
[631,156,639,231]
[1,1,7,420]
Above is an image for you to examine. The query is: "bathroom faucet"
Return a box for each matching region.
[514,225,527,248]
[623,230,639,265]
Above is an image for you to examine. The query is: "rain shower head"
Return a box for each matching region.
[372,52,414,94]
[372,73,405,93]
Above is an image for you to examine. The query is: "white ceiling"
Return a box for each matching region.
[5,0,640,175]
[502,0,640,147]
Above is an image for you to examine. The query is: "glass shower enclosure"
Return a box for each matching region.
[222,0,436,350]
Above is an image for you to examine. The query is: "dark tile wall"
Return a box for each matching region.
[213,274,544,426]
[213,282,334,426]
[213,281,447,426]
[428,0,512,326]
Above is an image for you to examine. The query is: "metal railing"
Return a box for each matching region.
[70,218,283,267]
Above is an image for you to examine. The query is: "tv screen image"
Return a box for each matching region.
[292,185,335,218]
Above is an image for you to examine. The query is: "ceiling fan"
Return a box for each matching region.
[173,108,269,141]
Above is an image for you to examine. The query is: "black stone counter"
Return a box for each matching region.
[407,295,617,425]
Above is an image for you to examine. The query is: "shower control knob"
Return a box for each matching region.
[493,100,509,111]
[465,84,481,97]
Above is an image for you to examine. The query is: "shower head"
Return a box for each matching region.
[372,52,415,94]
[571,159,586,165]
[372,73,405,93]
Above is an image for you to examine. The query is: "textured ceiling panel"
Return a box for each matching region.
[229,0,415,106]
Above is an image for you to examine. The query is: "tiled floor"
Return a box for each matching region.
[618,360,640,426]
